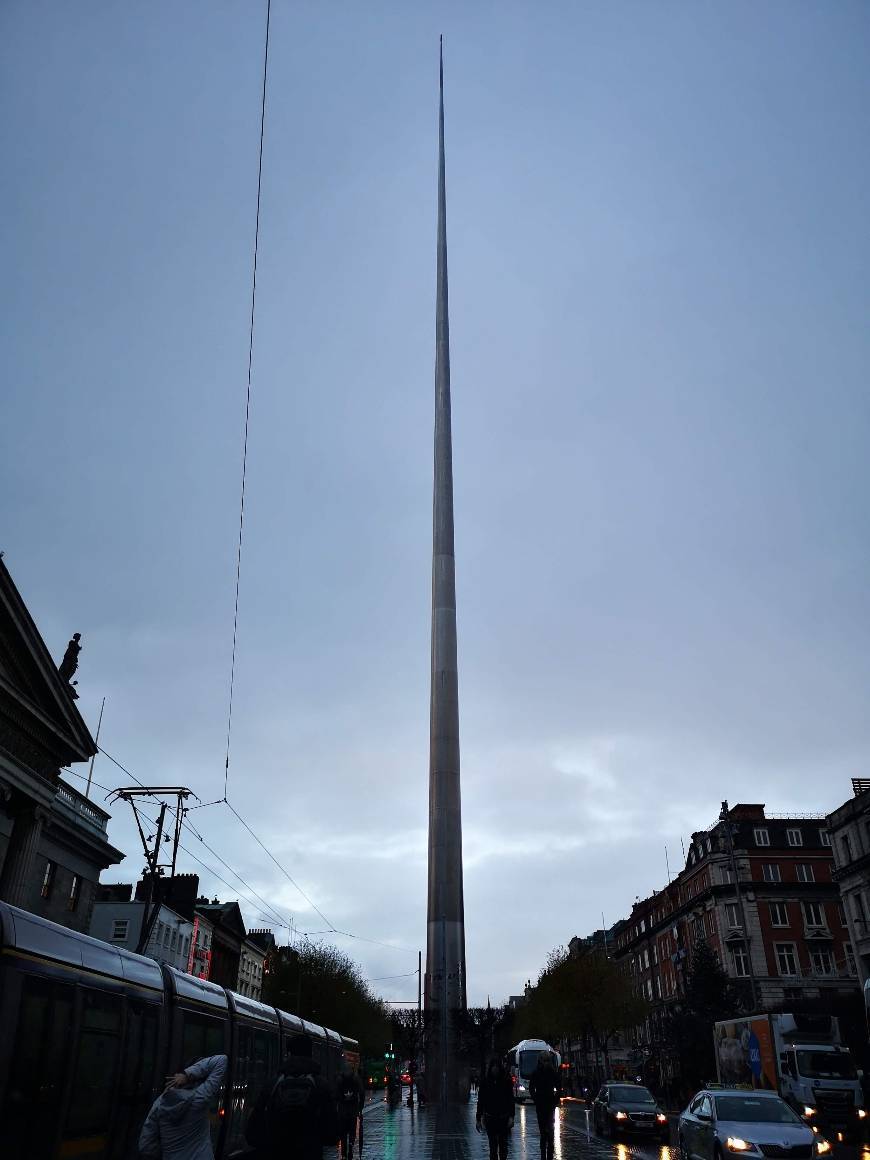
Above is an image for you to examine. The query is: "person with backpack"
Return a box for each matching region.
[245,1036,338,1160]
[335,1062,364,1160]
[138,1054,228,1160]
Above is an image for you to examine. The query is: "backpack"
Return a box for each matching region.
[338,1076,359,1116]
[270,1073,318,1123]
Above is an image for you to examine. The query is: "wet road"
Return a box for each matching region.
[359,1093,865,1160]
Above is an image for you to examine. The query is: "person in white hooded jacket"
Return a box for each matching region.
[138,1054,228,1160]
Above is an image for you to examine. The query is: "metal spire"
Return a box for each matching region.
[425,36,468,1106]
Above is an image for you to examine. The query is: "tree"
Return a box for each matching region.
[516,945,648,1074]
[262,939,390,1058]
[663,942,747,1093]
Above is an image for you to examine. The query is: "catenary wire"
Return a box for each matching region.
[224,0,272,802]
[62,766,293,935]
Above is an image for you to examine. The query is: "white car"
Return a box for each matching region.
[679,1089,831,1160]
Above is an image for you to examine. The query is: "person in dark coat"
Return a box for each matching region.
[335,1061,364,1160]
[529,1053,561,1160]
[245,1037,336,1160]
[476,1058,515,1160]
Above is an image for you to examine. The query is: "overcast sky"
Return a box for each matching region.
[3,1,870,1007]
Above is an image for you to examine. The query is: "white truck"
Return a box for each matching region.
[714,1013,865,1134]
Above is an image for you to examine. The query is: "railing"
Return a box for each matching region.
[54,780,109,834]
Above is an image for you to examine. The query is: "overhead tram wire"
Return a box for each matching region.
[80,743,415,954]
[223,0,272,803]
[61,767,294,937]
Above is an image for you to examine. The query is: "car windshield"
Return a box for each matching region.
[796,1051,857,1080]
[611,1086,656,1104]
[715,1097,802,1124]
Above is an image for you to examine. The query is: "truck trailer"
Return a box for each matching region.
[713,1013,864,1135]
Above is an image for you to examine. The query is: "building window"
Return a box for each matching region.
[796,864,815,883]
[769,901,789,927]
[820,829,831,847]
[775,943,798,976]
[803,901,824,927]
[810,948,833,976]
[854,894,867,924]
[170,930,177,952]
[762,863,781,883]
[786,828,803,847]
[67,875,81,911]
[731,946,750,977]
[725,903,740,928]
[41,861,56,899]
[837,902,846,926]
[111,919,129,941]
[844,944,856,975]
[754,828,770,847]
[840,835,852,863]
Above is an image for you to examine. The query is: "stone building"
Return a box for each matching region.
[0,556,124,929]
[827,779,870,987]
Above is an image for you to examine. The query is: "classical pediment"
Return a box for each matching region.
[0,556,96,773]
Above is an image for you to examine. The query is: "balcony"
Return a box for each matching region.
[53,779,109,835]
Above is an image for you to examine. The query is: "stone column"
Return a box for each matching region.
[0,800,48,909]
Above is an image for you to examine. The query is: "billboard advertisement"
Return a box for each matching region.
[715,1017,777,1091]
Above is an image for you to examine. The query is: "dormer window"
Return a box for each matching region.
[754,828,770,847]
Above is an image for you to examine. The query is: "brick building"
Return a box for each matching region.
[612,803,858,1072]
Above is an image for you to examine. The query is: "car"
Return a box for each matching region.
[678,1088,832,1160]
[592,1081,670,1142]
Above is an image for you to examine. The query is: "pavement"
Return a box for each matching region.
[357,1094,867,1160]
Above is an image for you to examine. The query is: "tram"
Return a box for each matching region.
[0,901,359,1159]
[507,1038,561,1103]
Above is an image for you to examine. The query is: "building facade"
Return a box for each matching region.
[611,803,858,1077]
[90,890,194,971]
[0,557,124,929]
[827,779,870,987]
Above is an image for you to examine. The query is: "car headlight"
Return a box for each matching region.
[814,1140,832,1156]
[858,1109,867,1120]
[803,1107,816,1118]
[615,1111,628,1121]
[657,1114,668,1123]
[725,1138,756,1153]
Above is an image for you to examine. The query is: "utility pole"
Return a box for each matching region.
[720,800,759,1009]
[108,786,194,956]
[84,696,106,799]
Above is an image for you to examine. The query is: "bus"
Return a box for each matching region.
[507,1038,561,1103]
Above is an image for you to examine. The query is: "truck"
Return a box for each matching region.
[714,1013,865,1135]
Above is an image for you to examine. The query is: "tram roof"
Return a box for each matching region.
[0,901,164,992]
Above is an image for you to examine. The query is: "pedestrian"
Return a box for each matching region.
[476,1058,515,1160]
[245,1035,338,1160]
[529,1053,561,1160]
[138,1054,228,1160]
[335,1060,364,1160]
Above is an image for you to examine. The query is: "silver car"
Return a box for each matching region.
[679,1089,831,1160]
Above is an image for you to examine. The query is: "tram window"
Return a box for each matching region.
[111,1002,159,1160]
[2,975,73,1159]
[180,1010,226,1067]
[65,990,122,1141]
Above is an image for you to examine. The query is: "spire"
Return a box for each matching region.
[425,37,468,1105]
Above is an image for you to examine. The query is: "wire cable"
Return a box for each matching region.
[224,0,272,801]
[224,799,334,930]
